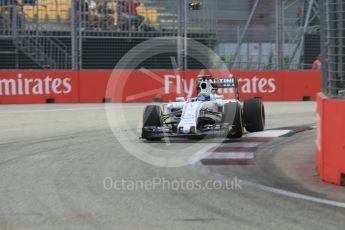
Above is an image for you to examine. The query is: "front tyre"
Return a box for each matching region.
[222,102,244,138]
[243,98,265,132]
[142,105,163,141]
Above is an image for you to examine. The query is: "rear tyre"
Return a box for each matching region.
[243,98,265,132]
[142,105,163,141]
[222,102,244,138]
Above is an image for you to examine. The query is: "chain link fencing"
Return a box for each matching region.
[320,0,345,98]
[0,0,321,70]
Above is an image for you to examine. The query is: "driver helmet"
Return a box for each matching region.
[198,90,210,101]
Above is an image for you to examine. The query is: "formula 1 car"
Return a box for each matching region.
[141,75,265,140]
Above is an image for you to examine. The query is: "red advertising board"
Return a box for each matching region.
[97,70,321,102]
[0,71,79,104]
[0,70,321,104]
[79,70,111,103]
[184,70,284,101]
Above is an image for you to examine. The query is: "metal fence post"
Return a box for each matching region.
[319,0,328,95]
[177,0,184,71]
[275,0,284,70]
[11,0,17,38]
[184,0,188,71]
[71,0,77,70]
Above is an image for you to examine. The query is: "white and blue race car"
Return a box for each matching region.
[141,75,265,140]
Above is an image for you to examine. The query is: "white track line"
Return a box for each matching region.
[189,143,220,164]
[209,172,345,209]
[0,107,105,114]
[189,142,259,164]
[245,130,292,138]
[204,152,255,160]
[245,180,345,209]
[0,104,147,114]
[219,142,262,148]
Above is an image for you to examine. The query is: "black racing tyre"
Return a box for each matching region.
[142,105,163,141]
[243,98,265,132]
[143,105,162,127]
[222,102,244,138]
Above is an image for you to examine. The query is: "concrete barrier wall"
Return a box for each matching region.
[316,93,345,185]
[0,70,321,104]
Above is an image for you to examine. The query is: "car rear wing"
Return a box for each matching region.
[196,75,240,99]
[210,78,239,89]
[196,75,238,88]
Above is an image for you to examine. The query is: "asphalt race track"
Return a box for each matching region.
[1,102,345,230]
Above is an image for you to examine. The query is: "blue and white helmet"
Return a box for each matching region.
[198,90,210,101]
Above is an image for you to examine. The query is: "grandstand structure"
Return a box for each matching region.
[0,0,320,70]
